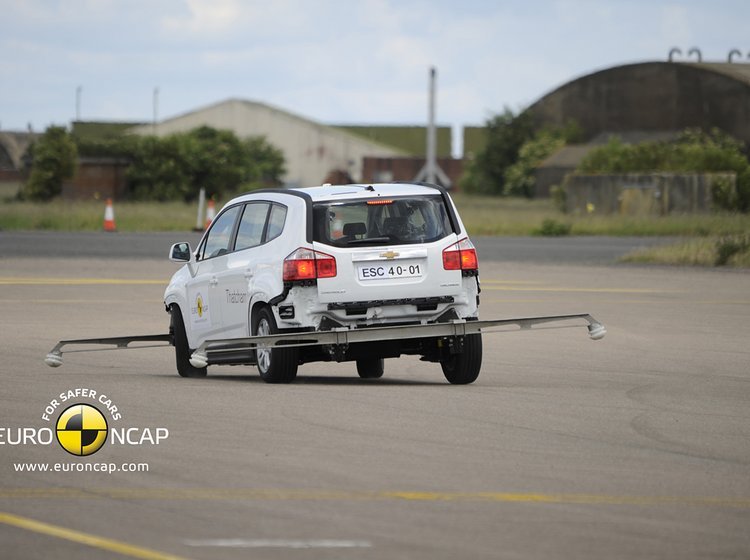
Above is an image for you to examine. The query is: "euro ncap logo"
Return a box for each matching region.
[56,403,108,456]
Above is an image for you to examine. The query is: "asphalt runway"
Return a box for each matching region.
[0,252,749,559]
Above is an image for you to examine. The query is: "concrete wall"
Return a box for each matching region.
[563,173,735,215]
[130,100,403,187]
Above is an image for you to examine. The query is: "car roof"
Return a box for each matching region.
[290,183,444,202]
[228,183,445,206]
[222,182,462,241]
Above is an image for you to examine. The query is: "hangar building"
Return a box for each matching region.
[528,61,750,146]
[129,99,406,187]
[525,61,750,197]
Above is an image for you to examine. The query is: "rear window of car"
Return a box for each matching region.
[313,195,453,247]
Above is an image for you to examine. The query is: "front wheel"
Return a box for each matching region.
[170,305,207,378]
[253,307,298,383]
[440,334,482,384]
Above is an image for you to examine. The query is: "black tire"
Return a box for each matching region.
[253,306,298,383]
[357,358,384,379]
[170,304,207,378]
[440,334,482,385]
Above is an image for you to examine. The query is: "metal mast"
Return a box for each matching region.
[426,66,437,184]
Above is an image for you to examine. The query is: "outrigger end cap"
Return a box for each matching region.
[189,352,208,369]
[45,352,63,367]
[588,323,607,341]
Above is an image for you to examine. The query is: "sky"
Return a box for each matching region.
[1,0,749,153]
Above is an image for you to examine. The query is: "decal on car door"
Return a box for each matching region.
[190,291,211,329]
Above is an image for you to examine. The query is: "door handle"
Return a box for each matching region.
[209,276,218,286]
[244,269,254,280]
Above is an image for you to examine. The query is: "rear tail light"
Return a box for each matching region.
[442,238,478,271]
[283,248,337,281]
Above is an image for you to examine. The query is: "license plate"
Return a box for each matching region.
[357,261,423,281]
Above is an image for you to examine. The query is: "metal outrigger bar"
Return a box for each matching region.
[45,314,606,369]
[189,313,605,368]
[45,334,173,368]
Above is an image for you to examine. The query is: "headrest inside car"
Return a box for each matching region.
[343,222,367,236]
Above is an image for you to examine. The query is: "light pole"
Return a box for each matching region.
[153,87,159,135]
[76,86,82,121]
[426,67,437,185]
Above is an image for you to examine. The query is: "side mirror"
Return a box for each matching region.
[169,242,192,263]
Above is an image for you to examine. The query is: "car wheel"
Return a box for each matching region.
[170,304,207,378]
[253,306,298,383]
[356,358,384,379]
[440,334,482,385]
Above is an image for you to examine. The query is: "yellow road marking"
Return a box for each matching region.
[0,511,190,560]
[0,278,163,286]
[1,488,748,508]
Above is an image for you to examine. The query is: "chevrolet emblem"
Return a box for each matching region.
[380,251,400,259]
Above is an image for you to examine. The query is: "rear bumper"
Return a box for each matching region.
[275,277,479,329]
[327,296,455,314]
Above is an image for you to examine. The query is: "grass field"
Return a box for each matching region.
[450,194,750,237]
[0,200,199,231]
[619,235,750,267]
[1,195,749,267]
[3,195,749,236]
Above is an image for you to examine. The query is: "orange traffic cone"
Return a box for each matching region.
[103,198,117,232]
[205,199,216,230]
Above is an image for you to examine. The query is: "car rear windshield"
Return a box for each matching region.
[313,195,454,247]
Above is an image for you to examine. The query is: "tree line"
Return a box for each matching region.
[22,113,750,214]
[21,125,285,201]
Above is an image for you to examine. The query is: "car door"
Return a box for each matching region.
[187,205,242,343]
[217,201,271,337]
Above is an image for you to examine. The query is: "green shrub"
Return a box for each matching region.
[710,176,736,210]
[461,109,535,195]
[503,132,565,197]
[533,218,572,236]
[578,129,750,212]
[550,185,567,213]
[715,234,750,266]
[22,126,77,201]
[125,127,285,201]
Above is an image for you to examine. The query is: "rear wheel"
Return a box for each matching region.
[170,305,207,378]
[356,358,384,379]
[440,334,482,385]
[253,306,298,383]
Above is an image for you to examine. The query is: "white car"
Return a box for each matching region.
[164,182,482,384]
[44,184,604,374]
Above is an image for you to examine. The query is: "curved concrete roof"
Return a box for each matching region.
[691,62,750,87]
[527,62,750,146]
